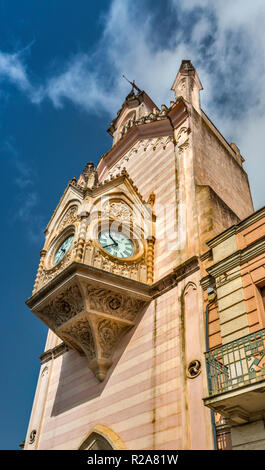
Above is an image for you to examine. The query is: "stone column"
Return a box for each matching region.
[146,236,155,285]
[75,212,89,263]
[32,249,47,294]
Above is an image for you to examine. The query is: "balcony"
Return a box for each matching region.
[204,329,265,423]
[27,262,152,382]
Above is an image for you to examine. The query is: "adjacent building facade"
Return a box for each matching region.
[23,60,264,450]
[202,206,265,450]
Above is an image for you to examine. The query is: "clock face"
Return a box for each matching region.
[54,234,74,265]
[98,230,134,258]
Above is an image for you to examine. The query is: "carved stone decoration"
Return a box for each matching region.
[187,359,201,378]
[57,205,78,233]
[77,162,98,189]
[101,201,132,223]
[37,248,74,291]
[32,249,47,294]
[176,126,190,155]
[84,243,148,283]
[109,202,131,221]
[147,192,155,208]
[37,284,84,329]
[86,284,145,322]
[41,366,49,377]
[63,318,96,361]
[108,297,121,310]
[29,273,150,382]
[96,318,129,359]
[29,430,37,444]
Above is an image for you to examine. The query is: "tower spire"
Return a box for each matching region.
[77,161,98,189]
[171,60,203,112]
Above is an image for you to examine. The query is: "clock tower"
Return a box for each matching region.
[24,60,254,450]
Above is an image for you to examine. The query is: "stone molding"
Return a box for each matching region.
[39,342,69,364]
[205,237,265,279]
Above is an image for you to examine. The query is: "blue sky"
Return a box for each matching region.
[1,0,265,450]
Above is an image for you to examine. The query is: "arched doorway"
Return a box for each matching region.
[80,432,114,450]
[78,424,126,450]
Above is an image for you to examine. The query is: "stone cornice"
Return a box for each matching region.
[151,256,199,298]
[235,204,265,233]
[206,226,237,249]
[200,274,216,291]
[27,256,200,310]
[39,342,68,364]
[200,249,212,262]
[206,236,265,279]
[26,263,153,310]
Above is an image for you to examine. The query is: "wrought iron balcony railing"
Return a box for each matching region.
[205,328,265,396]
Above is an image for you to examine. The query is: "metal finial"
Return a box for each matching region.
[122,75,142,93]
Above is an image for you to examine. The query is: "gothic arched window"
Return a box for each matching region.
[80,432,114,450]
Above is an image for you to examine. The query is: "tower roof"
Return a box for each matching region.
[171,60,203,112]
[107,87,158,138]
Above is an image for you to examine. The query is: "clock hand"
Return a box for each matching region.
[102,243,117,248]
[109,231,118,246]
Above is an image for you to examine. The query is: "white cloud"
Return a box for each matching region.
[17,191,38,219]
[0,0,265,208]
[45,54,118,113]
[0,49,43,104]
[0,51,30,91]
